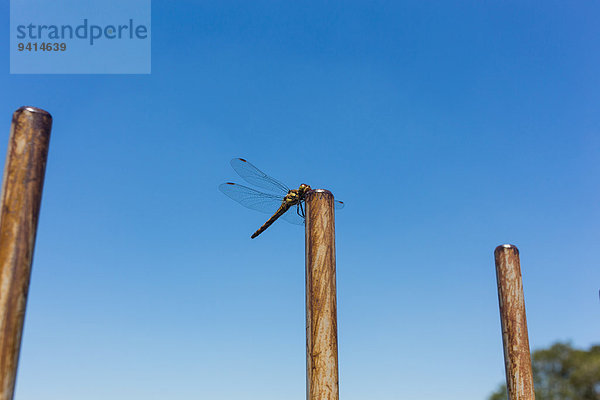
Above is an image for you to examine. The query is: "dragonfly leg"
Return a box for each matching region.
[299,202,305,218]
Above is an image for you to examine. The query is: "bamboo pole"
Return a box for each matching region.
[494,244,535,400]
[0,107,52,400]
[305,189,339,400]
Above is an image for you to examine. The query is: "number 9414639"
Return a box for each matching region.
[18,42,66,51]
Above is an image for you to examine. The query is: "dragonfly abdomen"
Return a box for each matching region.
[251,203,291,239]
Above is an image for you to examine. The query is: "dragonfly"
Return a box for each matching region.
[219,158,344,239]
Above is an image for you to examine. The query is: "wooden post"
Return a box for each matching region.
[494,244,535,400]
[305,189,339,400]
[0,107,52,400]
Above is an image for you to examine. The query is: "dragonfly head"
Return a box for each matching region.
[298,184,311,195]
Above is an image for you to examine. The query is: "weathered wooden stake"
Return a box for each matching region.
[494,244,535,400]
[305,189,339,400]
[0,107,52,400]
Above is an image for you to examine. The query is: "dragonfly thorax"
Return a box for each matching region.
[284,184,311,205]
[284,191,300,205]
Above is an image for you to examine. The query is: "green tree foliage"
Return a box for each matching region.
[488,342,600,400]
[489,385,507,400]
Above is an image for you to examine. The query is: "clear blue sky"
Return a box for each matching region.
[1,2,599,399]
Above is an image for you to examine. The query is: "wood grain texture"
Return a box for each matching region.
[305,189,339,400]
[0,107,52,400]
[494,245,535,400]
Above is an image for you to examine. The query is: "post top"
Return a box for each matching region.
[15,106,51,117]
[13,107,53,132]
[306,189,334,200]
[494,244,519,255]
[309,189,332,195]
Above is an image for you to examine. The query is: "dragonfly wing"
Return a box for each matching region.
[230,158,290,195]
[280,204,305,225]
[280,201,342,225]
[219,182,283,215]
